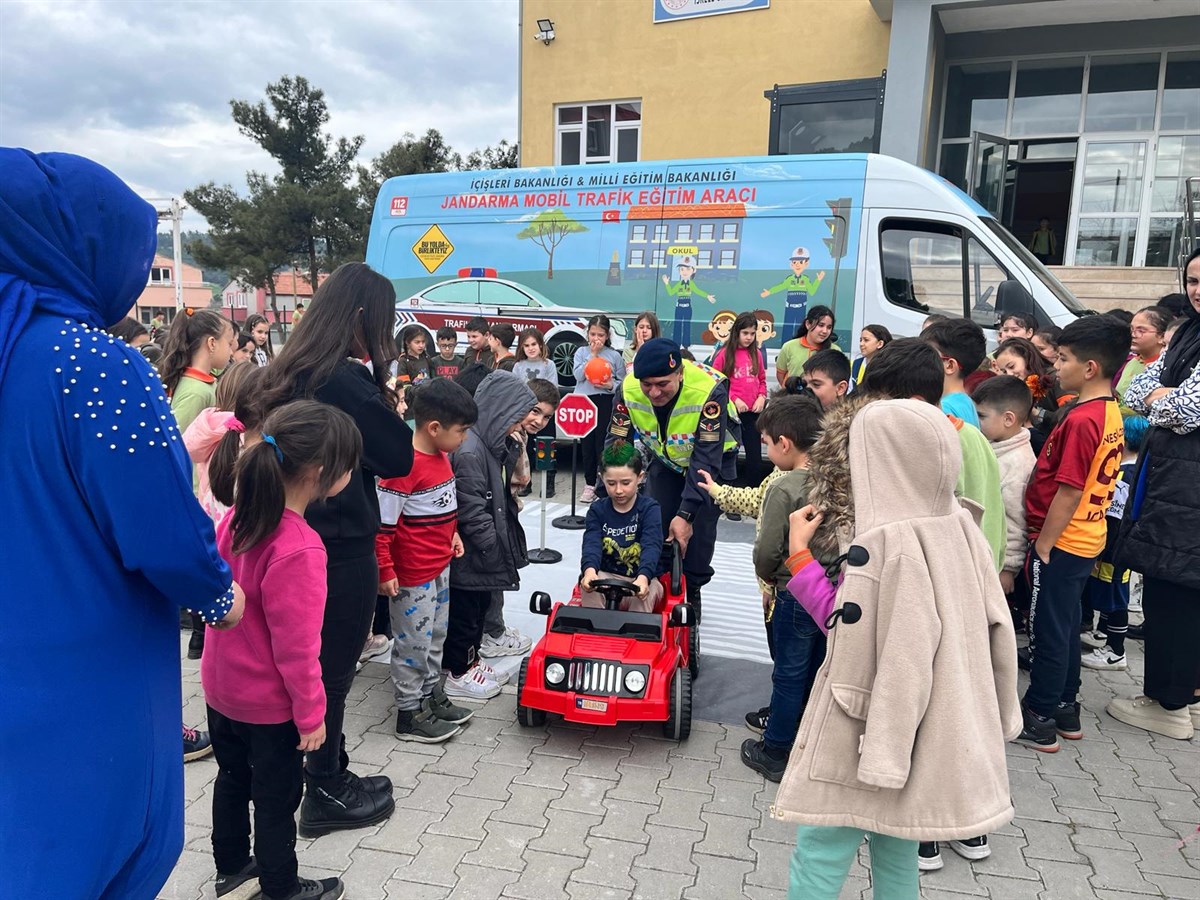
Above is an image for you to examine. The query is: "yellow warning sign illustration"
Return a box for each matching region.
[412,225,454,274]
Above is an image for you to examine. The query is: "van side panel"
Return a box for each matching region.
[367,156,868,355]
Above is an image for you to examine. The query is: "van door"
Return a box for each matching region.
[861,209,1038,340]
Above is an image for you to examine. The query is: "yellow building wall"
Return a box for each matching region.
[519,0,891,167]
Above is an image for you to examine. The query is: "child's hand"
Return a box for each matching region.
[734,398,748,413]
[762,590,773,615]
[581,567,599,591]
[298,722,326,752]
[695,469,715,495]
[634,574,650,598]
[212,582,246,631]
[379,578,399,597]
[451,532,465,558]
[999,570,1016,595]
[788,505,824,556]
[752,395,766,414]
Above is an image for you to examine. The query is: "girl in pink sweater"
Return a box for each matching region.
[183,361,263,525]
[202,400,361,900]
[713,311,768,487]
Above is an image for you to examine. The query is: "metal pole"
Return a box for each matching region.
[552,439,586,530]
[527,467,562,564]
[171,198,184,311]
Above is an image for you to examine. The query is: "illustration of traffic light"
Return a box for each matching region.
[824,197,851,259]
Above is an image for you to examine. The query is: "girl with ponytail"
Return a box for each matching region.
[201,399,361,900]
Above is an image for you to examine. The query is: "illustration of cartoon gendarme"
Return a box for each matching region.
[761,246,824,342]
[662,255,716,346]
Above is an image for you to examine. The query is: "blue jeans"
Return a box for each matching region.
[782,291,809,343]
[790,826,918,900]
[672,302,692,345]
[764,590,827,751]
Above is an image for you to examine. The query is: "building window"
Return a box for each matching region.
[555,101,641,165]
[651,248,666,268]
[719,249,737,268]
[631,224,647,242]
[697,249,713,268]
[721,222,739,241]
[629,248,646,268]
[698,223,715,241]
[653,224,668,242]
[676,224,693,241]
[765,77,884,155]
[150,267,172,284]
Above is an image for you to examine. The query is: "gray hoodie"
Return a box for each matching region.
[449,371,536,590]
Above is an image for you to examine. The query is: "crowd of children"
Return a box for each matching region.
[131,274,1200,900]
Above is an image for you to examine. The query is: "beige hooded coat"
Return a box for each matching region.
[772,400,1022,840]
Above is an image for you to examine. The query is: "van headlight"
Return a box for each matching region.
[546,662,566,685]
[624,670,646,693]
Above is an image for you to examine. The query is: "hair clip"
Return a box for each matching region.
[261,434,284,463]
[226,415,246,434]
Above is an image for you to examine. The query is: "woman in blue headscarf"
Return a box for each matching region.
[0,149,244,898]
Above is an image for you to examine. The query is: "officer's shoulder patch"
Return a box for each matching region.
[702,401,720,418]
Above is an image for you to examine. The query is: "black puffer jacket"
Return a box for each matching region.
[449,371,534,591]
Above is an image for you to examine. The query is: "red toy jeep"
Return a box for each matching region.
[516,542,698,741]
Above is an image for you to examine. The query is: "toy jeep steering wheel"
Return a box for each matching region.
[589,578,641,610]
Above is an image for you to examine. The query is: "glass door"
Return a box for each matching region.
[1067,137,1154,266]
[969,132,1011,219]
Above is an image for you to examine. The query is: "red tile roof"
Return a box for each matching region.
[628,203,746,220]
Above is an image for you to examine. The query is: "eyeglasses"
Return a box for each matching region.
[1130,327,1159,336]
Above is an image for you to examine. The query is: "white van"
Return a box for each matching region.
[366,153,1088,378]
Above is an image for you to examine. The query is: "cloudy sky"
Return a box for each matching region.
[0,0,518,226]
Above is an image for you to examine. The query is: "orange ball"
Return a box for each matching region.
[584,356,613,386]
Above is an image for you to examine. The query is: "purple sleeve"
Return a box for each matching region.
[786,561,838,635]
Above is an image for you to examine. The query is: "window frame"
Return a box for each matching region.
[555,100,642,166]
[765,76,886,156]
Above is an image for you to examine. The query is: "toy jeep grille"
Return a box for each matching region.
[568,660,622,695]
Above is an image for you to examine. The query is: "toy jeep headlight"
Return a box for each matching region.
[624,670,646,693]
[545,662,566,685]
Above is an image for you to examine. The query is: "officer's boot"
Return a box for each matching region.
[686,582,702,625]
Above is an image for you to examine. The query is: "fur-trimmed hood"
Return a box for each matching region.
[807,391,878,562]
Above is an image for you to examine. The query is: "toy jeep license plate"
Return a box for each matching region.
[575,697,608,712]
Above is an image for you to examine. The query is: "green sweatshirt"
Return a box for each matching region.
[954,420,1006,573]
[170,373,216,493]
[708,467,785,595]
[753,469,812,595]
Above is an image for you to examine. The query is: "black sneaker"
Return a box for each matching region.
[726,512,743,522]
[948,835,991,860]
[1053,701,1083,741]
[1014,704,1059,753]
[1126,623,1144,641]
[745,706,770,734]
[215,858,261,899]
[1017,645,1031,671]
[918,841,943,871]
[341,768,393,796]
[740,738,787,782]
[299,775,395,837]
[396,703,460,744]
[183,726,213,763]
[430,687,474,724]
[263,876,345,900]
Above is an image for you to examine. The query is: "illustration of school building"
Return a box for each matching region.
[624,203,747,280]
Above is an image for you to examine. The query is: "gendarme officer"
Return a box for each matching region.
[606,338,739,620]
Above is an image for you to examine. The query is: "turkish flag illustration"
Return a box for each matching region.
[601,209,621,223]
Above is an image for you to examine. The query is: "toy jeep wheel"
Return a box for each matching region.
[516,658,546,727]
[688,625,700,679]
[663,668,692,741]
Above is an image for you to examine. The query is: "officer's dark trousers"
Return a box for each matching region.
[645,458,719,595]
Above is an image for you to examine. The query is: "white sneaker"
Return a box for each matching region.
[479,627,533,658]
[475,659,510,686]
[443,668,501,700]
[1080,630,1108,650]
[1107,695,1194,740]
[360,634,392,663]
[580,485,597,503]
[1082,646,1127,671]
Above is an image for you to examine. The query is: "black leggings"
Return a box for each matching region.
[1142,576,1200,709]
[579,393,614,487]
[444,588,492,676]
[306,552,376,781]
[737,410,764,487]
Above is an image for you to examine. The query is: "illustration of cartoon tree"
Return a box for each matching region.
[516,209,589,280]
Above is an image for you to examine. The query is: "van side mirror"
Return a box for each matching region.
[995,280,1036,323]
[530,591,552,615]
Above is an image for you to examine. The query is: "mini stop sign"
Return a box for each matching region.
[556,393,598,439]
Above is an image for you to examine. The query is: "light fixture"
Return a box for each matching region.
[535,18,555,44]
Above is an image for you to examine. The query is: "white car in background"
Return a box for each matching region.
[395,268,627,387]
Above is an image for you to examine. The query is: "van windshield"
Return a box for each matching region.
[981,219,1090,316]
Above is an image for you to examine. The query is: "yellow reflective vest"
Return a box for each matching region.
[620,361,740,474]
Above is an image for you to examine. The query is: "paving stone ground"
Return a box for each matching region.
[163,626,1200,900]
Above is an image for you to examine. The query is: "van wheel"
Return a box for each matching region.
[516,658,546,727]
[688,626,700,680]
[663,668,692,741]
[548,334,584,388]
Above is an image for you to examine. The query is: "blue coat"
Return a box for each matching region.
[0,150,234,898]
